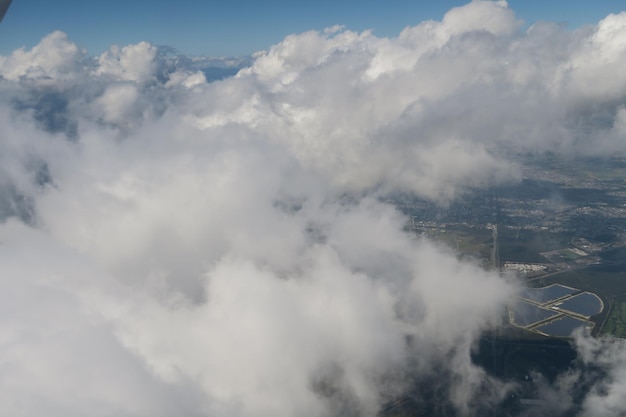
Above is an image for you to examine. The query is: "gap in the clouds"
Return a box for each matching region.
[384,151,626,415]
[12,91,79,140]
[154,46,253,83]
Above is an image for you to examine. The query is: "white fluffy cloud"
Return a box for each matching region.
[0,31,83,81]
[1,1,626,416]
[94,41,158,83]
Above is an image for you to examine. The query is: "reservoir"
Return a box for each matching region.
[510,284,604,337]
[552,292,603,318]
[534,315,592,337]
[520,284,577,304]
[510,301,559,327]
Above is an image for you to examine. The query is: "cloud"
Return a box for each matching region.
[1,1,626,416]
[563,12,626,102]
[572,334,626,417]
[0,31,83,81]
[0,220,209,417]
[523,333,626,417]
[94,42,158,84]
[94,83,141,125]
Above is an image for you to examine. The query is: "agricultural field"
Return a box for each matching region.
[602,301,626,338]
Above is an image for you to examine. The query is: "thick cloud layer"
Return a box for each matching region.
[1,1,626,416]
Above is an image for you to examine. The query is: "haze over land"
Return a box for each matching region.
[2,1,626,416]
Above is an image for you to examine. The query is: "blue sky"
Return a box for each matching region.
[0,0,625,57]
